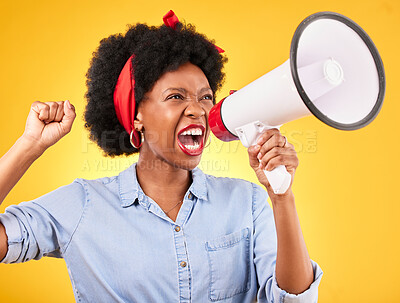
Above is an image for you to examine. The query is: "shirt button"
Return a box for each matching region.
[175,226,181,232]
[188,193,192,199]
[180,261,187,268]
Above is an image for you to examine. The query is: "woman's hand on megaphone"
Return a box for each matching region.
[22,100,76,154]
[247,128,299,201]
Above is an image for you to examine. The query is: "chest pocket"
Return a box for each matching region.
[205,227,251,301]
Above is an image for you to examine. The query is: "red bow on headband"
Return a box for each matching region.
[113,10,224,149]
[163,10,225,53]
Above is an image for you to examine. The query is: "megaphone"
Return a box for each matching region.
[209,12,385,194]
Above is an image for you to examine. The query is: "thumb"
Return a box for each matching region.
[247,144,261,170]
[60,100,76,133]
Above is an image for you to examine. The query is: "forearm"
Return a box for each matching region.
[0,136,44,205]
[271,190,314,294]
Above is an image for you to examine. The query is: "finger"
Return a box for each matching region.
[248,144,262,169]
[264,154,299,172]
[258,147,294,170]
[54,101,65,122]
[44,102,60,123]
[255,128,280,146]
[60,100,76,133]
[32,102,50,122]
[27,102,46,132]
[257,133,287,159]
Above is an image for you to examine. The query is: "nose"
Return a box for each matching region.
[184,99,206,118]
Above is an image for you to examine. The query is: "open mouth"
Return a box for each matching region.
[177,124,206,156]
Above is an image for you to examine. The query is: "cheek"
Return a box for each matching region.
[204,100,214,111]
[204,103,213,123]
[144,106,181,148]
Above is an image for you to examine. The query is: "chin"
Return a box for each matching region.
[171,155,202,171]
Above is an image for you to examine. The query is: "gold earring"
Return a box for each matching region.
[130,130,144,149]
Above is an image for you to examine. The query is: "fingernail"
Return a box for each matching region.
[256,137,263,145]
[257,153,261,160]
[255,144,261,150]
[66,100,72,109]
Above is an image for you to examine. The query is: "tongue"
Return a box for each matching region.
[178,134,195,145]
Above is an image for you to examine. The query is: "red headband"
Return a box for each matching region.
[113,10,224,148]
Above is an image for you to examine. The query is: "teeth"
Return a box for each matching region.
[181,128,203,136]
[184,142,200,150]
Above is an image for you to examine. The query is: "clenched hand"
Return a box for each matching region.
[22,100,76,152]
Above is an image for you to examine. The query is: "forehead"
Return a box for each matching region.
[151,62,211,93]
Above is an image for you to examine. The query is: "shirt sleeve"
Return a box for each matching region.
[0,180,87,264]
[251,183,323,303]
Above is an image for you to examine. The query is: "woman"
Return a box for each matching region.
[0,11,322,303]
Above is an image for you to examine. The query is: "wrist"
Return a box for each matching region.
[269,189,295,208]
[18,135,46,159]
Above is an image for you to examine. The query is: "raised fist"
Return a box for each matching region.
[22,100,76,151]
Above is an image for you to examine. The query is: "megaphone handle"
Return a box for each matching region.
[263,165,292,195]
[236,121,292,194]
[253,126,292,194]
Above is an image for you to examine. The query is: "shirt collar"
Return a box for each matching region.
[189,166,208,201]
[118,162,208,208]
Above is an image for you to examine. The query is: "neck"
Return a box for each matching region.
[136,155,192,205]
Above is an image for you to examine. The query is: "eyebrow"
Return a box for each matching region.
[162,87,212,95]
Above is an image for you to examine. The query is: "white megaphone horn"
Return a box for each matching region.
[209,12,386,195]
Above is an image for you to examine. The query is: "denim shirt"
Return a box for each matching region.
[0,163,322,302]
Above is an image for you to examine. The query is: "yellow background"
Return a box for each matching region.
[0,0,399,302]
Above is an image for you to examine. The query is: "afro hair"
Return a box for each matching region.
[84,21,227,157]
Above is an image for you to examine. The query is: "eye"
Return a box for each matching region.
[167,94,184,100]
[201,94,214,101]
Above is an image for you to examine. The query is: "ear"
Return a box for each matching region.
[133,104,144,132]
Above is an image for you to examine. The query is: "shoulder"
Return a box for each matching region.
[74,174,118,189]
[205,174,268,202]
[204,173,252,190]
[204,172,266,197]
[72,174,119,203]
[201,172,269,214]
